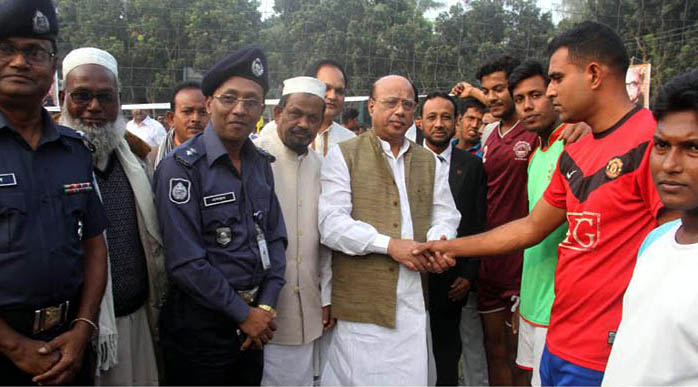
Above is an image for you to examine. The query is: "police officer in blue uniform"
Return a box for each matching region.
[154,47,287,386]
[0,1,109,385]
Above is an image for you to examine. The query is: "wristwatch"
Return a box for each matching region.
[258,304,277,317]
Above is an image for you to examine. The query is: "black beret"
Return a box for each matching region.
[0,0,58,42]
[202,47,269,97]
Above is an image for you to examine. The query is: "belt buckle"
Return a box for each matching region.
[32,301,70,335]
[236,287,259,305]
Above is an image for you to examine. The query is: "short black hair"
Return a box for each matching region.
[508,60,549,95]
[652,71,698,122]
[420,92,457,117]
[369,77,419,104]
[547,21,629,76]
[460,97,486,116]
[306,59,349,90]
[476,55,521,82]
[170,81,202,112]
[341,108,359,123]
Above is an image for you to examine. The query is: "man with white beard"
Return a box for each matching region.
[59,47,166,385]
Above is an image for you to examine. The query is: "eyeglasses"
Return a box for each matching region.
[0,41,55,65]
[69,91,117,106]
[213,94,263,111]
[374,97,417,112]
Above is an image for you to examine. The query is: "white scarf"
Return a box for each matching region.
[94,137,164,372]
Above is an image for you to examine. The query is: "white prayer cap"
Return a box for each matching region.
[282,76,326,99]
[62,47,118,82]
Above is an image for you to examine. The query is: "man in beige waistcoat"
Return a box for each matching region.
[318,75,460,385]
[253,76,332,386]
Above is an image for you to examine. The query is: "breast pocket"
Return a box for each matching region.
[61,195,86,244]
[0,193,27,253]
[201,203,244,250]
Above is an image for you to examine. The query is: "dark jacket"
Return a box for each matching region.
[428,147,487,312]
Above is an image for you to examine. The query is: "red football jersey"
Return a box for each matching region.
[481,121,539,289]
[543,107,663,371]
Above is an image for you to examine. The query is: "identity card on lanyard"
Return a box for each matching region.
[253,211,271,270]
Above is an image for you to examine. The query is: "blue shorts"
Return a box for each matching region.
[540,346,604,386]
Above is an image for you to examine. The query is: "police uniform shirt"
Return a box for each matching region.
[0,110,108,310]
[154,125,287,323]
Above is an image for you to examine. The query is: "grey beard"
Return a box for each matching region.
[59,106,127,170]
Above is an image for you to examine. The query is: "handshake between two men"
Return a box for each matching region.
[387,237,458,273]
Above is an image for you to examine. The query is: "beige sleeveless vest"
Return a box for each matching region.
[332,130,435,328]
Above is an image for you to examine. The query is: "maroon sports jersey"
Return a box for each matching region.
[543,107,662,371]
[480,121,538,290]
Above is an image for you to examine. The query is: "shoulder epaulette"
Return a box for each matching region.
[254,145,276,163]
[173,144,204,168]
[57,125,96,153]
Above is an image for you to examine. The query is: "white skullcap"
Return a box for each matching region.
[62,47,118,82]
[282,76,326,99]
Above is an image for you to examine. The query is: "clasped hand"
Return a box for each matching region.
[238,307,277,351]
[387,237,455,273]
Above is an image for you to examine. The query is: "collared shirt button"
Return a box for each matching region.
[297,257,303,264]
[294,286,301,294]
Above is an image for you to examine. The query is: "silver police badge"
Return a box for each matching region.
[251,58,264,77]
[169,178,191,204]
[33,10,50,34]
[216,227,232,247]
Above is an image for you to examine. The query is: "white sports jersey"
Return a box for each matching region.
[603,220,698,386]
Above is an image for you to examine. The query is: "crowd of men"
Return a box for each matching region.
[2,1,698,386]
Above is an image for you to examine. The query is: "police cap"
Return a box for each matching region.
[0,0,59,42]
[202,47,269,97]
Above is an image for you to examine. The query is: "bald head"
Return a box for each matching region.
[370,75,418,103]
[368,75,418,145]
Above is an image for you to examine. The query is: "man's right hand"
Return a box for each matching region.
[6,337,61,376]
[450,82,475,99]
[239,307,274,350]
[450,82,486,104]
[388,239,436,273]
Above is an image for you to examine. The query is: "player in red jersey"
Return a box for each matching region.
[416,21,677,386]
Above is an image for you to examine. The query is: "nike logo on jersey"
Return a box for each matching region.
[558,141,649,203]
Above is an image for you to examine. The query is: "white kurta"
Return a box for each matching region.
[126,116,167,147]
[318,138,460,385]
[254,127,332,386]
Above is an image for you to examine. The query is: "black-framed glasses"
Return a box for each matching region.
[69,90,117,106]
[373,97,417,112]
[213,94,263,111]
[0,41,55,65]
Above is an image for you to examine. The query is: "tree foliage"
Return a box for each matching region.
[56,0,697,103]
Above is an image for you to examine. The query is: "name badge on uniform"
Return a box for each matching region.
[0,173,16,187]
[203,192,236,207]
[216,227,232,247]
[169,178,191,204]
